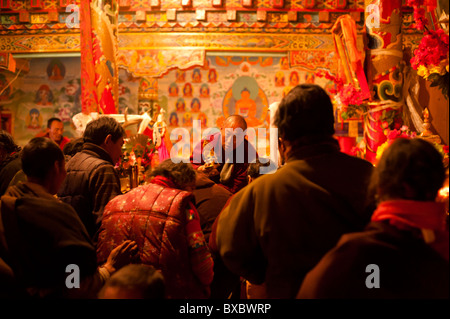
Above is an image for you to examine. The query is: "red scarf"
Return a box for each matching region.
[150,176,179,189]
[371,200,449,261]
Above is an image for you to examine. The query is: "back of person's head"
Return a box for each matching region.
[274,84,335,142]
[62,137,84,157]
[21,137,64,181]
[247,158,274,180]
[98,264,165,299]
[47,117,62,129]
[0,130,21,156]
[371,138,445,202]
[150,159,196,190]
[83,116,125,146]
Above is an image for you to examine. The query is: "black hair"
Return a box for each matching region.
[247,158,274,179]
[62,137,84,157]
[0,130,21,155]
[370,138,445,202]
[150,159,196,190]
[99,264,165,299]
[274,84,335,142]
[47,117,62,129]
[83,116,125,146]
[21,137,64,181]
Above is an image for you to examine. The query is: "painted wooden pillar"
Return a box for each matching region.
[80,0,119,115]
[364,0,404,163]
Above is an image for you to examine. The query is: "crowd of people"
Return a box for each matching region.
[0,84,448,299]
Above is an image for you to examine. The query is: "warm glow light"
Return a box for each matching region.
[438,186,449,199]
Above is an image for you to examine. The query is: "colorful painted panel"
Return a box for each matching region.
[118,32,337,51]
[289,50,336,71]
[0,57,138,147]
[156,54,335,157]
[117,49,205,78]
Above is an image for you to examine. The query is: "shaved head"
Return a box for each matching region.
[221,115,248,151]
[222,114,247,131]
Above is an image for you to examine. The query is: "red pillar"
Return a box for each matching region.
[364,0,404,163]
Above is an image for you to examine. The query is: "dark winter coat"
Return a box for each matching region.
[297,221,449,299]
[57,143,121,243]
[215,138,374,298]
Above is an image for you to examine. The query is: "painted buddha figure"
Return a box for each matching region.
[235,88,260,127]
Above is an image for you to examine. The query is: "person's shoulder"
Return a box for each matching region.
[332,152,374,175]
[4,156,22,170]
[19,195,76,217]
[337,151,373,167]
[70,150,113,169]
[333,222,399,255]
[239,166,284,194]
[35,131,49,138]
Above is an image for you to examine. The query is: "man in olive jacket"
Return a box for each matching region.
[215,84,375,298]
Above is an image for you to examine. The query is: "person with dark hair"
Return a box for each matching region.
[215,84,374,298]
[57,116,126,244]
[0,137,137,298]
[191,114,258,194]
[98,264,165,299]
[0,130,22,196]
[36,117,71,150]
[96,159,214,299]
[246,158,276,183]
[297,138,449,299]
[62,137,84,161]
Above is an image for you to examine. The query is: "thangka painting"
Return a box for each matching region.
[156,53,336,157]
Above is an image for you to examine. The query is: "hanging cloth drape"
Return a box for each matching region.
[80,0,119,115]
[331,14,371,100]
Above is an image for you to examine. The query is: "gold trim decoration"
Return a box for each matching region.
[1,32,338,53]
[0,34,81,53]
[117,49,205,78]
[118,32,336,51]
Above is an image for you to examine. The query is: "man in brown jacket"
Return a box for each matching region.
[0,137,136,298]
[215,84,375,298]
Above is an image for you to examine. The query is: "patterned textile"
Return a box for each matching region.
[96,177,213,298]
[80,0,119,114]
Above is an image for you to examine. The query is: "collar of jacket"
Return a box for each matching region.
[195,172,215,189]
[4,182,57,201]
[287,136,340,162]
[82,142,114,165]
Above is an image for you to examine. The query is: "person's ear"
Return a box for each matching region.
[278,138,285,153]
[103,134,113,146]
[52,160,60,176]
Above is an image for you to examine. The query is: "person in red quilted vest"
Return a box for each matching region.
[96,159,214,299]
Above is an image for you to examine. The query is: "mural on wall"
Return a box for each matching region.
[157,54,335,156]
[1,52,340,150]
[0,57,138,147]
